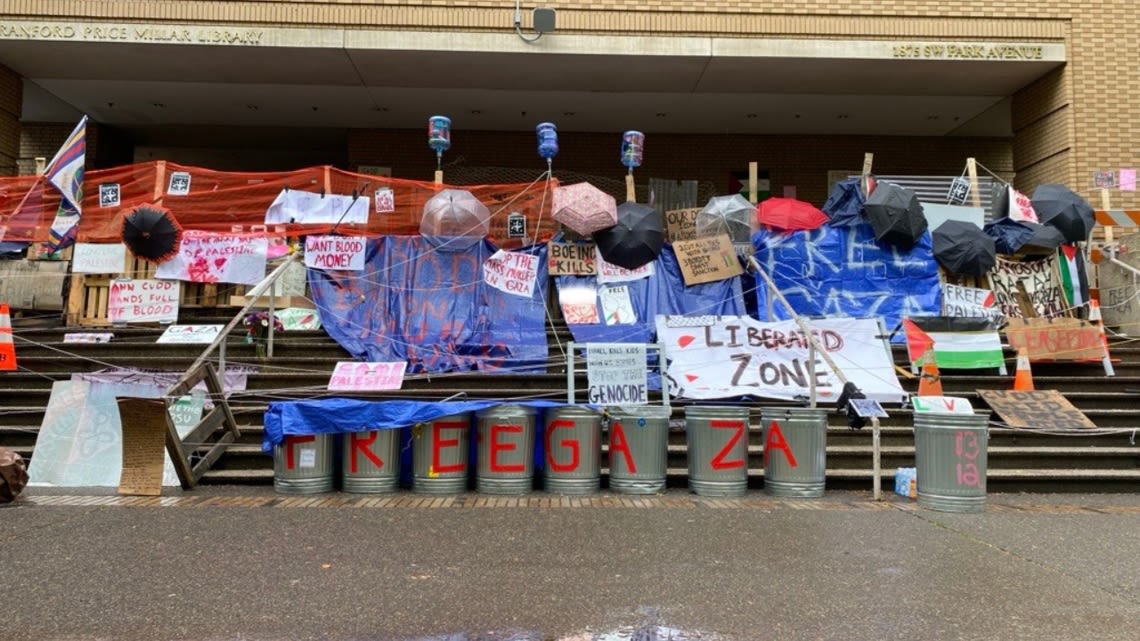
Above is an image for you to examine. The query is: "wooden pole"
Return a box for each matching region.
[625,174,636,203]
[860,153,874,197]
[748,162,758,204]
[1101,188,1114,243]
[434,169,444,186]
[966,158,982,208]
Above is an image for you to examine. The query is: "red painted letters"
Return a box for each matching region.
[609,422,635,473]
[545,419,580,473]
[432,421,467,474]
[709,419,746,470]
[349,431,384,474]
[764,421,798,468]
[490,423,525,472]
[284,434,316,470]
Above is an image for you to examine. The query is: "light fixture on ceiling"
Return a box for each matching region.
[470,109,483,115]
[745,113,758,119]
[562,111,575,116]
[246,104,258,111]
[927,115,940,120]
[151,102,165,108]
[515,1,556,43]
[655,112,667,118]
[836,114,850,120]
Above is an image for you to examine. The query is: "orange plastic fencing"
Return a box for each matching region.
[0,162,561,250]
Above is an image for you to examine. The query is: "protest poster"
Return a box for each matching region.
[155,230,269,285]
[264,189,369,225]
[328,361,407,391]
[988,256,1064,318]
[656,315,905,403]
[559,283,600,325]
[117,398,169,496]
[943,284,1002,319]
[1003,317,1105,362]
[483,250,539,298]
[304,235,366,271]
[547,242,597,275]
[599,285,636,325]
[672,234,743,285]
[586,343,648,405]
[107,279,180,324]
[72,243,127,274]
[596,248,654,284]
[978,389,1097,429]
[157,325,224,345]
[665,207,701,242]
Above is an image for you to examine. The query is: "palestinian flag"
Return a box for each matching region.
[903,316,1004,369]
[1058,244,1089,309]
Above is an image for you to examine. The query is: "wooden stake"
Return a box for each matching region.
[1101,188,1114,243]
[748,162,758,204]
[34,157,46,175]
[966,157,982,208]
[625,174,636,203]
[434,170,444,186]
[860,153,874,196]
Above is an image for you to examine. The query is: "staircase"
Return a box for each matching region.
[3,312,1139,492]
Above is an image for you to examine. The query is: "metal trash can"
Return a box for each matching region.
[476,405,536,495]
[606,405,671,495]
[761,407,828,498]
[914,412,989,513]
[685,406,750,497]
[341,429,400,493]
[544,406,602,495]
[412,413,472,494]
[274,434,334,494]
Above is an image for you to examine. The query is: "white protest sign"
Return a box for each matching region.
[586,343,648,405]
[595,247,654,284]
[327,361,407,391]
[599,285,636,325]
[911,396,975,415]
[107,279,180,324]
[264,189,369,225]
[943,284,1002,319]
[482,249,539,298]
[656,315,905,403]
[304,235,366,271]
[72,243,126,274]
[156,231,269,286]
[157,325,224,344]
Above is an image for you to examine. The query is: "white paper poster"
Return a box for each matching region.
[304,235,367,271]
[586,343,648,405]
[156,231,269,285]
[656,315,905,403]
[264,189,369,225]
[482,250,539,298]
[157,325,224,344]
[327,361,408,391]
[1007,186,1039,224]
[599,285,636,325]
[559,283,600,325]
[72,243,126,274]
[107,279,180,324]
[943,284,1002,319]
[595,247,655,284]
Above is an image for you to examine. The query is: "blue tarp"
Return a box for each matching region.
[750,223,942,338]
[308,237,549,374]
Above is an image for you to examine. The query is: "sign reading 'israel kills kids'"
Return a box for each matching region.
[586,343,648,405]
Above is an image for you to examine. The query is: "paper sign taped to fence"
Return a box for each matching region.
[264,189,370,225]
[72,243,126,274]
[586,343,648,405]
[157,325,223,344]
[1004,318,1105,362]
[304,235,366,271]
[107,279,180,324]
[943,284,1002,319]
[672,234,743,286]
[596,249,654,284]
[665,208,701,242]
[483,250,539,298]
[547,242,597,275]
[116,397,169,496]
[328,361,407,391]
[911,396,974,415]
[156,231,269,286]
[977,389,1096,429]
[64,333,113,343]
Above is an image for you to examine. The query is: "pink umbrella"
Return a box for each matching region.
[757,197,829,231]
[552,182,618,235]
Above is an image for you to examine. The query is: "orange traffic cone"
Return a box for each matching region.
[1089,299,1110,350]
[917,353,942,397]
[1012,349,1034,391]
[0,304,15,371]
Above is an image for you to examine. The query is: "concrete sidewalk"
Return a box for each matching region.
[3,489,1140,641]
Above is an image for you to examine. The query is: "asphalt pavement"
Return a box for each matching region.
[3,488,1140,641]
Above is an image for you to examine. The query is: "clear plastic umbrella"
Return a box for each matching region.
[420,189,491,248]
[695,194,754,243]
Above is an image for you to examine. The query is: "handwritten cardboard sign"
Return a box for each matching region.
[977,389,1097,429]
[665,208,701,243]
[157,325,224,345]
[483,250,539,298]
[72,243,127,274]
[672,234,744,286]
[116,397,169,496]
[586,343,648,405]
[304,235,366,271]
[328,361,407,391]
[989,256,1063,318]
[108,279,180,324]
[1004,318,1105,362]
[547,242,597,275]
[943,284,1002,319]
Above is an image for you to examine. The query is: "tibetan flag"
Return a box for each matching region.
[1058,244,1089,309]
[44,116,87,250]
[903,316,1004,369]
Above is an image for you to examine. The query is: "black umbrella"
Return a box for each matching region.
[592,201,664,270]
[1031,184,1095,243]
[984,217,1034,254]
[1020,222,1067,256]
[932,220,996,276]
[121,204,183,263]
[863,182,928,250]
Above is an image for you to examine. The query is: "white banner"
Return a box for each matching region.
[482,250,539,298]
[586,343,648,405]
[304,235,366,271]
[107,279,180,324]
[72,243,126,274]
[595,247,654,284]
[655,315,906,403]
[264,189,369,225]
[156,231,268,285]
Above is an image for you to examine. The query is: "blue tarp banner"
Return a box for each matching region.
[751,224,942,339]
[308,237,549,374]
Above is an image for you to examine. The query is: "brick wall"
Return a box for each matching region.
[0,64,21,176]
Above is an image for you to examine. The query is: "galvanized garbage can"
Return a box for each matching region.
[914,412,989,513]
[761,407,828,498]
[544,406,602,495]
[412,413,472,494]
[341,429,400,493]
[476,405,537,495]
[606,405,671,494]
[274,434,334,494]
[685,406,750,497]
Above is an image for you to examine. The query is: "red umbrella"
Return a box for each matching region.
[757,198,828,232]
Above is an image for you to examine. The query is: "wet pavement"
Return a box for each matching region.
[3,489,1140,640]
